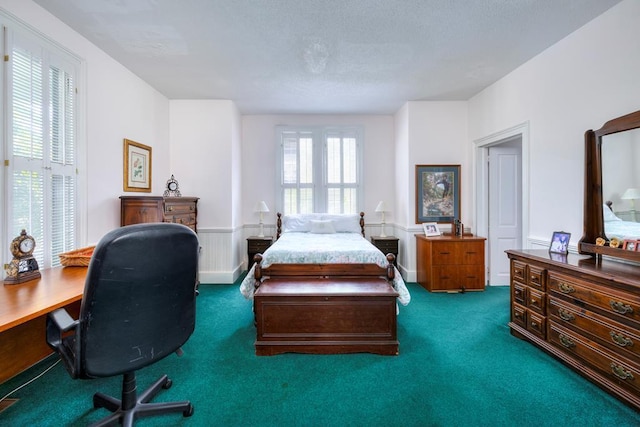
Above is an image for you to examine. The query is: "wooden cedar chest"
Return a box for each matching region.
[253,278,399,356]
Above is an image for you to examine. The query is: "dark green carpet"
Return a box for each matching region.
[1,283,639,426]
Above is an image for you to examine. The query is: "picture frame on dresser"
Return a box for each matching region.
[415,164,460,224]
[123,138,152,192]
[549,231,570,254]
[422,222,440,236]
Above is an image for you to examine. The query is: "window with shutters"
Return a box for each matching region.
[2,19,81,269]
[277,126,363,215]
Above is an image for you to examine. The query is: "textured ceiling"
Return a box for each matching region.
[33,0,623,114]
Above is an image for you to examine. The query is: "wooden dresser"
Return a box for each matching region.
[415,234,486,292]
[120,196,199,232]
[506,249,640,411]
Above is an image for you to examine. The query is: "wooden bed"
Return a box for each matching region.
[250,212,402,356]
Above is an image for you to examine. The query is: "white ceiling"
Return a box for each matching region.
[33,0,622,114]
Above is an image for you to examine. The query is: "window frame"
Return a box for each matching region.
[1,12,87,270]
[275,125,363,215]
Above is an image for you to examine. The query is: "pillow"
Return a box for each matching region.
[321,214,361,233]
[282,214,322,233]
[603,204,622,222]
[310,219,336,234]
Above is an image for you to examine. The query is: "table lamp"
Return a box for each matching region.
[375,201,387,237]
[255,201,270,237]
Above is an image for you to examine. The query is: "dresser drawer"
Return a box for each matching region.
[548,272,640,326]
[512,281,526,305]
[511,260,527,283]
[248,240,272,253]
[549,297,640,362]
[164,201,197,215]
[528,287,546,315]
[549,323,640,395]
[431,243,458,264]
[512,303,527,329]
[458,242,484,265]
[166,213,196,227]
[373,241,397,253]
[527,310,546,339]
[528,265,546,291]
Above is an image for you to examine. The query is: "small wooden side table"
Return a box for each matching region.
[247,236,273,269]
[370,236,399,267]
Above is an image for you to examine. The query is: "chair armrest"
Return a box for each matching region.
[48,308,77,331]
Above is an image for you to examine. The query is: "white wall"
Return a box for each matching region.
[468,0,640,247]
[0,0,171,246]
[170,100,243,283]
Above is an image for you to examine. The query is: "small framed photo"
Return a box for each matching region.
[549,231,570,254]
[123,138,152,192]
[623,240,638,251]
[423,222,441,236]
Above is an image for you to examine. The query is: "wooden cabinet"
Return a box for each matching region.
[506,249,640,411]
[247,236,273,269]
[120,196,199,232]
[370,236,399,267]
[415,234,486,292]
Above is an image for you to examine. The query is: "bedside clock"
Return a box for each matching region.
[4,229,41,284]
[163,174,182,197]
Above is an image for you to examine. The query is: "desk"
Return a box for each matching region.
[0,267,86,383]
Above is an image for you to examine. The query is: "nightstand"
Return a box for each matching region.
[247,236,273,269]
[370,236,399,267]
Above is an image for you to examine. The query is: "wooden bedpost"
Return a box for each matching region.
[276,213,282,240]
[254,254,263,286]
[359,212,365,237]
[386,254,395,280]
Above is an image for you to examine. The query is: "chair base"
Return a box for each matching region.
[90,372,193,427]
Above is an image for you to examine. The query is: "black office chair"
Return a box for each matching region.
[46,223,199,426]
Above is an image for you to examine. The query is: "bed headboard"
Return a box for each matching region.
[276,212,366,239]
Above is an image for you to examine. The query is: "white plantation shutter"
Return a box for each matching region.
[277,127,362,215]
[5,26,79,268]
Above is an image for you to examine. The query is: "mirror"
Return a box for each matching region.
[579,110,640,261]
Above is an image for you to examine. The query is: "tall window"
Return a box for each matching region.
[3,23,80,268]
[277,126,362,215]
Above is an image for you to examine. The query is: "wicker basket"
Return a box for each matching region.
[58,246,95,267]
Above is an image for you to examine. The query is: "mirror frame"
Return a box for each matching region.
[579,109,640,261]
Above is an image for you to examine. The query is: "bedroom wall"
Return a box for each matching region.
[169,100,243,283]
[468,0,640,250]
[0,0,171,247]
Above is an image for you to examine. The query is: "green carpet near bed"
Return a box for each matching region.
[1,282,638,426]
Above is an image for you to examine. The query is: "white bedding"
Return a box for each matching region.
[239,232,411,307]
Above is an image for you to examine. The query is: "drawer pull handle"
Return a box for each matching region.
[530,321,538,327]
[610,331,634,348]
[530,298,537,305]
[610,363,634,381]
[558,309,575,322]
[190,206,194,211]
[558,283,575,294]
[530,275,538,282]
[168,206,174,211]
[440,252,450,255]
[558,333,575,348]
[609,301,634,315]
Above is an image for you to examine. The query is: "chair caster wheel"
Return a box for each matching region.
[183,404,194,417]
[163,378,173,389]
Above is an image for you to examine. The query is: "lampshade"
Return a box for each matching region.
[254,201,270,213]
[621,188,640,200]
[375,201,387,213]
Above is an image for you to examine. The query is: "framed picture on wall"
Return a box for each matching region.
[415,164,460,223]
[123,139,152,192]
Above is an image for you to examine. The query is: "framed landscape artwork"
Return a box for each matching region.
[415,164,460,224]
[123,139,152,192]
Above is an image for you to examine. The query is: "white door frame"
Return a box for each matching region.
[474,122,530,278]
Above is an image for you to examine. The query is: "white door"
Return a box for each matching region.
[488,141,522,285]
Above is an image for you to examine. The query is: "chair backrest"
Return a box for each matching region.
[79,223,199,377]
